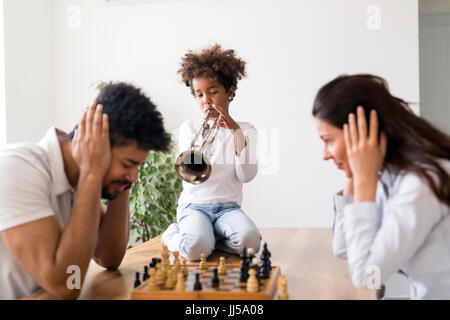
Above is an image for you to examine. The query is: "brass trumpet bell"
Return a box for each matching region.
[174,110,219,184]
[174,150,212,185]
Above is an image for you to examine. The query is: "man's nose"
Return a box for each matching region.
[126,168,139,184]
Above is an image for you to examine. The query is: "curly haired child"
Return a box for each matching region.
[162,44,261,260]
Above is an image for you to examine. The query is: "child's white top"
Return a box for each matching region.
[176,119,258,209]
[332,160,450,299]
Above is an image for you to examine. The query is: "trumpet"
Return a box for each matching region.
[175,110,220,184]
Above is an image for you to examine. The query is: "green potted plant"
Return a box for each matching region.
[128,145,183,247]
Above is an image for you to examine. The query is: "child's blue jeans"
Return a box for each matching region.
[162,202,261,261]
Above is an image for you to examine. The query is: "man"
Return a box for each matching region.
[0,82,170,299]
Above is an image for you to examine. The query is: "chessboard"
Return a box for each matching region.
[131,263,281,300]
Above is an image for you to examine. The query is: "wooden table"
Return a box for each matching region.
[23,228,377,300]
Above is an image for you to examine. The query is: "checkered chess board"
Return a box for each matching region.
[131,263,280,300]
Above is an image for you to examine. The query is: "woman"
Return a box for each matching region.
[162,44,261,260]
[313,74,450,299]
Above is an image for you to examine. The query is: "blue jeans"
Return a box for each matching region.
[163,202,261,261]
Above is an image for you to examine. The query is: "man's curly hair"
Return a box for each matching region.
[178,44,247,101]
[69,82,171,151]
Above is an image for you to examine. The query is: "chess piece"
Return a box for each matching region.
[181,259,189,278]
[143,266,149,281]
[241,246,247,256]
[262,242,272,268]
[161,244,169,258]
[147,268,158,291]
[193,273,202,291]
[259,242,272,279]
[173,251,180,273]
[160,262,168,283]
[250,257,262,287]
[161,245,170,274]
[246,269,259,293]
[199,253,207,270]
[164,267,176,289]
[134,272,141,288]
[175,272,185,291]
[212,268,220,289]
[239,246,249,283]
[155,262,166,286]
[278,275,289,300]
[151,257,159,267]
[218,257,227,276]
[250,257,259,269]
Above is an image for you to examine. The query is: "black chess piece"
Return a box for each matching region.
[212,268,220,289]
[134,272,141,288]
[143,266,149,281]
[240,246,248,260]
[262,243,272,267]
[239,246,249,282]
[256,269,262,288]
[193,273,202,291]
[151,257,160,268]
[239,267,248,283]
[259,242,272,279]
[259,261,271,279]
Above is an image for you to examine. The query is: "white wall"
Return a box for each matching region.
[50,0,419,229]
[3,0,53,143]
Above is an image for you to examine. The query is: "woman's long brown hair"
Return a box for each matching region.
[313,74,450,207]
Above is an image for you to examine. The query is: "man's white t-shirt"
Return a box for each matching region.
[0,127,75,299]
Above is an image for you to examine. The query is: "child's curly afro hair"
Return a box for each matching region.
[178,44,247,101]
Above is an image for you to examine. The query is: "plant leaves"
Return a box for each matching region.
[127,142,182,247]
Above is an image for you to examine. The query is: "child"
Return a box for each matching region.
[313,74,450,299]
[162,44,261,260]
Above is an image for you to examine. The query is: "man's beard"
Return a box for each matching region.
[101,180,132,200]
